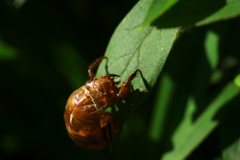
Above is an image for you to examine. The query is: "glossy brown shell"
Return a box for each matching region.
[64,77,120,150]
[64,56,140,151]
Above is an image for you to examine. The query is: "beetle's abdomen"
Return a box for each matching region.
[64,86,108,150]
[65,120,108,150]
[64,106,108,150]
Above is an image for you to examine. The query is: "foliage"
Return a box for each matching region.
[0,0,240,160]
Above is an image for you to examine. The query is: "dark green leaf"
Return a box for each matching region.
[197,1,240,26]
[142,0,180,27]
[0,40,19,60]
[151,0,240,28]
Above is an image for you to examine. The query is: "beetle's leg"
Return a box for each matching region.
[117,69,140,99]
[102,74,121,86]
[88,56,107,80]
[100,112,120,136]
[100,112,113,128]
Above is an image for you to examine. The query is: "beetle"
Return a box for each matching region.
[64,56,140,150]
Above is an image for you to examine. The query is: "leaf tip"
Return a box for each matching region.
[234,74,240,88]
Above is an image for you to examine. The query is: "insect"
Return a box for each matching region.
[64,56,140,150]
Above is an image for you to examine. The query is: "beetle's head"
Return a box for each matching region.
[86,74,120,93]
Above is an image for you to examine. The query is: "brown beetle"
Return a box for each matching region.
[64,56,140,150]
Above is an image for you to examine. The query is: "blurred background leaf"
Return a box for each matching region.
[145,0,240,28]
[162,83,239,160]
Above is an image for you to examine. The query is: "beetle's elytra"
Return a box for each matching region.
[64,56,140,150]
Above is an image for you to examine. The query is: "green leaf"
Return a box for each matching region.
[141,0,180,27]
[0,40,19,60]
[222,138,240,160]
[151,0,240,28]
[96,0,179,127]
[148,73,175,142]
[162,83,240,160]
[234,74,240,87]
[204,30,219,70]
[196,1,240,26]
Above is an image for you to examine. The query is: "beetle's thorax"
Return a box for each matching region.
[85,77,118,108]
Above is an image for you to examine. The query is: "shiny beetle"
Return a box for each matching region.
[64,56,140,150]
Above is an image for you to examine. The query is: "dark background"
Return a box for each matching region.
[0,0,152,159]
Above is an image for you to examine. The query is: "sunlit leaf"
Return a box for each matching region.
[97,0,179,127]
